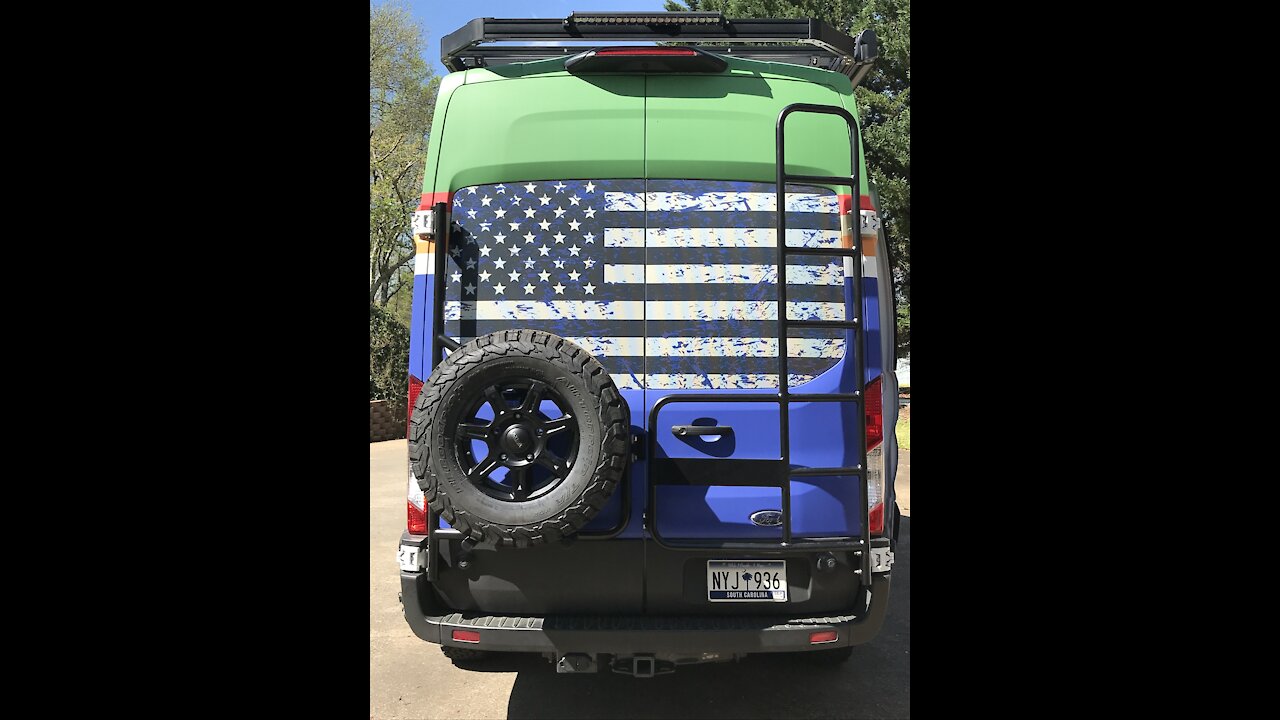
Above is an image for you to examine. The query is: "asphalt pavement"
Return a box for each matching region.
[371,440,911,719]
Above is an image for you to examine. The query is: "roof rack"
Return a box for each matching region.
[440,12,879,85]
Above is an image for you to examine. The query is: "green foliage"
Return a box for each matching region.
[370,1,437,419]
[370,1,440,308]
[370,304,411,424]
[666,0,910,357]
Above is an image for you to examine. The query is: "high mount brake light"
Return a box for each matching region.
[565,46,727,74]
[595,47,698,57]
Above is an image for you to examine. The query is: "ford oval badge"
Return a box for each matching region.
[750,510,784,527]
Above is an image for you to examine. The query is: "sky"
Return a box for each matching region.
[408,0,671,76]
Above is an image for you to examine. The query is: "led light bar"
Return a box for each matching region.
[568,12,725,25]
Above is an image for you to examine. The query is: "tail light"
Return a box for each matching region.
[407,471,428,535]
[407,374,423,435]
[865,375,886,535]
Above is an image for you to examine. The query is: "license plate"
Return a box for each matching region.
[398,544,425,572]
[706,561,787,602]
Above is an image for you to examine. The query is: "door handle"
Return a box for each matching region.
[671,425,733,437]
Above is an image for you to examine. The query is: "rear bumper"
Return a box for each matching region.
[399,569,891,655]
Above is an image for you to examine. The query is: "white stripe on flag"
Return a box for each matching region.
[603,192,644,211]
[520,337,845,359]
[646,301,846,321]
[610,374,643,390]
[566,336,644,357]
[446,301,842,322]
[604,264,645,284]
[603,228,645,247]
[645,337,845,358]
[601,192,839,213]
[647,227,840,248]
[643,373,819,389]
[445,300,645,321]
[643,263,841,285]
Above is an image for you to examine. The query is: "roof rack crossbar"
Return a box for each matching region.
[440,15,878,83]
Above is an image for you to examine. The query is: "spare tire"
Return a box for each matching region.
[409,329,630,547]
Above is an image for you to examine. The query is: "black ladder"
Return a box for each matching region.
[775,103,870,580]
[645,103,871,582]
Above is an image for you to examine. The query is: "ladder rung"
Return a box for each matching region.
[790,466,863,477]
[785,247,860,257]
[783,174,854,186]
[786,319,859,329]
[789,392,861,402]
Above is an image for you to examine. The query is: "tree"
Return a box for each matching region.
[371,1,440,320]
[370,303,411,423]
[665,0,910,358]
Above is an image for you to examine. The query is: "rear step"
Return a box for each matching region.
[439,611,858,631]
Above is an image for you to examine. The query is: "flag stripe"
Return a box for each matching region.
[609,374,822,390]
[444,300,643,321]
[646,301,846,321]
[443,319,846,339]
[606,191,841,213]
[540,355,840,376]
[601,210,840,230]
[647,283,843,303]
[645,373,820,389]
[639,263,843,285]
[603,264,645,284]
[445,300,846,322]
[642,248,846,266]
[646,227,841,248]
[648,355,838,375]
[603,228,645,247]
[458,336,845,359]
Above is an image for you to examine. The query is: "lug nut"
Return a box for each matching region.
[536,428,543,436]
[500,453,507,460]
[526,454,534,460]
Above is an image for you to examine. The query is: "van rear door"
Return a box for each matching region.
[428,73,649,614]
[641,71,872,615]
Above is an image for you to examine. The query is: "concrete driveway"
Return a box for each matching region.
[371,440,911,719]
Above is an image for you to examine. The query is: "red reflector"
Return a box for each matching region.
[838,195,876,214]
[595,47,698,57]
[407,500,428,535]
[809,631,838,644]
[868,502,884,535]
[407,375,424,434]
[865,376,883,450]
[452,630,480,643]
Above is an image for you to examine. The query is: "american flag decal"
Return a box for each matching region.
[443,179,850,389]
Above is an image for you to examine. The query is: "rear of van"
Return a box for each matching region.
[400,14,897,675]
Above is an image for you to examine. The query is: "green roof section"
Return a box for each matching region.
[423,55,868,198]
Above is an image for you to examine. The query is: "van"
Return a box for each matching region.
[398,11,900,677]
